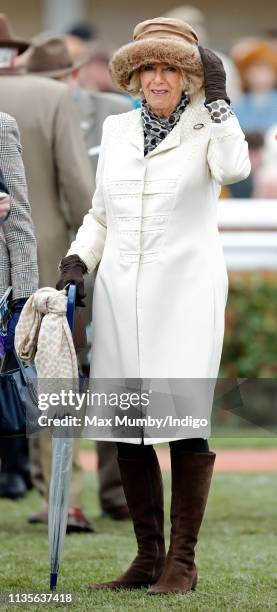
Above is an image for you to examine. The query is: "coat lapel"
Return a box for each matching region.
[125,92,207,160]
[126,109,144,159]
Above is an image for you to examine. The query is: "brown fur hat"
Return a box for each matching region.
[110,17,204,95]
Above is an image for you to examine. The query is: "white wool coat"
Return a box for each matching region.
[68,93,250,442]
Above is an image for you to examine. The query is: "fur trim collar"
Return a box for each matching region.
[110,38,204,95]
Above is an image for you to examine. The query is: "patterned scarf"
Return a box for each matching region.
[141,93,190,156]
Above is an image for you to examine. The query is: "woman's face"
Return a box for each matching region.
[139,63,184,117]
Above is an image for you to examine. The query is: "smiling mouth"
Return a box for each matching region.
[151,90,168,95]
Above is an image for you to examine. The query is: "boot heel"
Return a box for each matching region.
[191,574,197,590]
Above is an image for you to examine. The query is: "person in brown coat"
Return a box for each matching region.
[21,35,133,520]
[0,14,93,530]
[0,18,129,526]
[21,34,131,523]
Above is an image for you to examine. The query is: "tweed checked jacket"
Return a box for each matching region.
[0,112,38,299]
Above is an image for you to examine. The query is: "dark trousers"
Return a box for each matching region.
[0,436,29,473]
[117,438,209,459]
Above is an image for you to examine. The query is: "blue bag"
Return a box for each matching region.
[0,352,38,435]
[0,285,77,435]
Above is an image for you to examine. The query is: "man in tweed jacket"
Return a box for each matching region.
[0,111,39,501]
[0,112,38,301]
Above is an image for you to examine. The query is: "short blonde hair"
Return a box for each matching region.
[126,66,189,99]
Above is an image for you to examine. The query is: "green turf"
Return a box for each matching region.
[211,437,277,449]
[0,471,277,611]
[80,431,277,452]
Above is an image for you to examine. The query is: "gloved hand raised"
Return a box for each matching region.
[198,46,230,106]
[56,254,87,307]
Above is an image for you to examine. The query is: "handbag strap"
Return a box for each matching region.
[11,350,38,404]
[11,349,29,384]
[0,349,28,383]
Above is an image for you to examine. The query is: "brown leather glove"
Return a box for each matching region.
[198,46,230,106]
[56,254,87,307]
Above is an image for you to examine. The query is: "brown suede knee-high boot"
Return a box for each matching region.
[148,451,216,595]
[89,451,165,590]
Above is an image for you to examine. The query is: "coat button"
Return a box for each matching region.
[193,123,205,130]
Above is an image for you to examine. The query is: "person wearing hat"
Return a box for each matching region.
[24,35,133,175]
[232,41,277,134]
[0,12,28,72]
[65,35,118,94]
[0,14,95,530]
[0,13,93,289]
[57,17,250,594]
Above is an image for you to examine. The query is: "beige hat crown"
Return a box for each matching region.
[110,17,203,95]
[133,17,198,44]
[0,13,29,54]
[25,36,88,78]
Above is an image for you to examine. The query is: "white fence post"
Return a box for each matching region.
[218,199,277,270]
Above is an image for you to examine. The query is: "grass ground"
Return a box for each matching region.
[80,429,277,451]
[0,470,277,612]
[210,428,277,449]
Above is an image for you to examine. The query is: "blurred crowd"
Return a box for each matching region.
[161,6,277,198]
[10,5,277,199]
[0,4,276,531]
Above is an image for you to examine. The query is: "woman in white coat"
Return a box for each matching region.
[57,18,250,595]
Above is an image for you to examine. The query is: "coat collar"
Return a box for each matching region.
[126,91,207,159]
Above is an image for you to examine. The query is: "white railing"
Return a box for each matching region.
[218,200,277,270]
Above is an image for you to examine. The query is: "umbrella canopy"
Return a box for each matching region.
[48,284,77,590]
[49,433,74,589]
